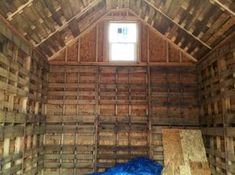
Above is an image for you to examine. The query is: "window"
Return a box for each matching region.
[108,22,138,61]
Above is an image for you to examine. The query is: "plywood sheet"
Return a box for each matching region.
[162,129,184,168]
[180,130,208,162]
[162,129,211,175]
[189,161,210,175]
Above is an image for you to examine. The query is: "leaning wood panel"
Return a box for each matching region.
[162,129,210,175]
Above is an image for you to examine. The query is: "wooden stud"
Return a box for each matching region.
[96,25,99,63]
[211,0,235,17]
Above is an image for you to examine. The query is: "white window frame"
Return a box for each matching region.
[107,21,139,62]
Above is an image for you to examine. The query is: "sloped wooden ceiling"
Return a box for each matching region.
[0,0,234,61]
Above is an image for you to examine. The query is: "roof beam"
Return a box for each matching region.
[35,0,103,47]
[50,8,198,63]
[143,0,212,50]
[0,12,47,59]
[0,14,32,54]
[211,0,235,17]
[48,8,110,61]
[7,0,34,21]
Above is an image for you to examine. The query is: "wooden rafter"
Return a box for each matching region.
[211,0,235,17]
[35,0,103,47]
[0,11,51,59]
[49,8,198,63]
[143,0,212,50]
[48,9,111,61]
[0,14,30,47]
[5,0,232,61]
[7,0,34,21]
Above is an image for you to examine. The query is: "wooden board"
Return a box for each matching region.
[162,129,211,175]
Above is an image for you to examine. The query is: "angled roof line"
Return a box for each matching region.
[211,0,235,17]
[0,12,47,59]
[35,0,103,47]
[48,9,110,61]
[143,0,212,50]
[49,8,198,63]
[7,0,34,20]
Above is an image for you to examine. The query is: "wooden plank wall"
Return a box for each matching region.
[45,20,199,174]
[198,34,235,175]
[0,32,48,174]
[45,64,198,174]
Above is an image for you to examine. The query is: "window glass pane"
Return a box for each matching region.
[109,23,137,43]
[110,43,135,61]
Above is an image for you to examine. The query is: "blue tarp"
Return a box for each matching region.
[88,157,162,175]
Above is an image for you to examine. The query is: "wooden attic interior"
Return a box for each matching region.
[0,0,234,174]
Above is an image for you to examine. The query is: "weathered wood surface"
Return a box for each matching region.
[43,63,199,174]
[198,33,235,174]
[162,129,211,175]
[0,0,234,59]
[0,1,234,174]
[0,31,48,175]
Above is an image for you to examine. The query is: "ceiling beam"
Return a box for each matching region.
[211,0,235,17]
[0,13,32,55]
[7,0,34,21]
[35,0,103,47]
[0,12,47,59]
[48,9,110,61]
[143,0,212,50]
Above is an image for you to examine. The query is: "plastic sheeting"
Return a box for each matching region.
[88,157,162,175]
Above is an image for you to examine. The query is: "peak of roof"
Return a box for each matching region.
[0,0,234,60]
